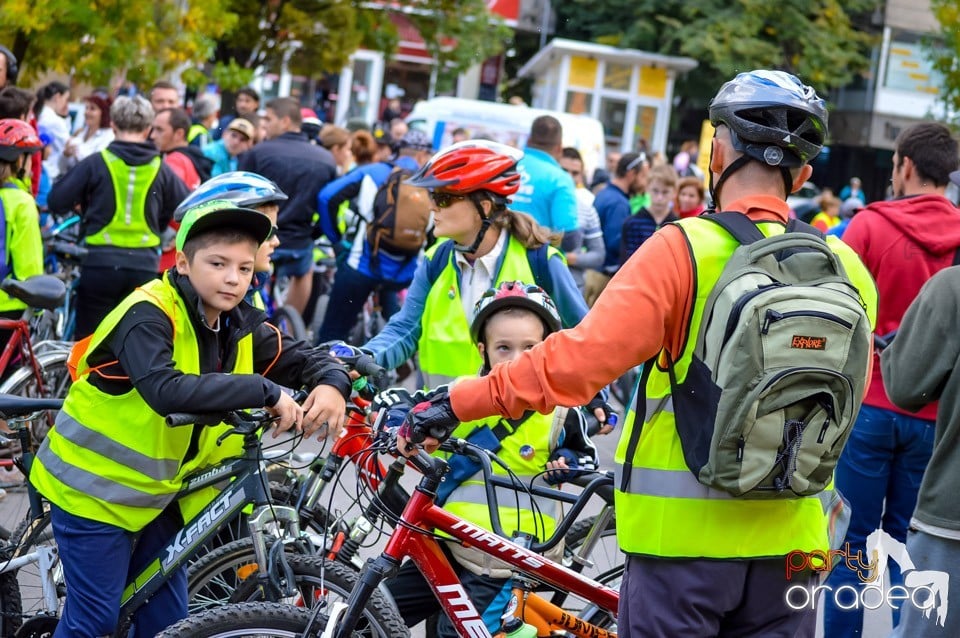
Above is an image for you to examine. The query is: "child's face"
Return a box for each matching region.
[176,240,257,325]
[478,312,545,369]
[647,179,677,217]
[255,205,280,272]
[677,185,701,211]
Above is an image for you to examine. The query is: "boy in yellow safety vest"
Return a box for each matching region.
[30,199,351,638]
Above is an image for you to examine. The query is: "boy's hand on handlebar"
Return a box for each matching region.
[267,392,304,438]
[302,385,347,440]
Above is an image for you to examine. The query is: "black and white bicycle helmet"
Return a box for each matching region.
[708,70,828,204]
[470,281,561,344]
[174,171,288,222]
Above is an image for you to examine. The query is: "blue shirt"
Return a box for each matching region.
[510,147,579,233]
[594,183,632,273]
[202,140,238,177]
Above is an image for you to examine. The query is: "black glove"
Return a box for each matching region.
[587,393,616,426]
[398,391,459,445]
[371,388,415,413]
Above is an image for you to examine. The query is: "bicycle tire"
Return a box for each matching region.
[156,602,317,638]
[235,555,408,638]
[188,547,407,638]
[0,569,22,638]
[186,537,313,614]
[9,510,61,626]
[269,305,308,341]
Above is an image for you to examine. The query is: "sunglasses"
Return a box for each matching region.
[267,225,279,240]
[430,191,468,209]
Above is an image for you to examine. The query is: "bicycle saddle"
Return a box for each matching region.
[1,275,66,311]
[0,393,63,418]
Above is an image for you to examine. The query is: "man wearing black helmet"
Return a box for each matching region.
[400,71,879,636]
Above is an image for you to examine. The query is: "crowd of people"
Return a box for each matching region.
[3,39,960,638]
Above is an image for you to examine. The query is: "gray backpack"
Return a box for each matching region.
[671,212,872,499]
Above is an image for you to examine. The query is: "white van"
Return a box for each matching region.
[406,97,607,184]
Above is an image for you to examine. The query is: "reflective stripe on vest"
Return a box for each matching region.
[86,150,161,247]
[418,236,537,387]
[30,275,253,531]
[441,411,558,541]
[614,218,836,559]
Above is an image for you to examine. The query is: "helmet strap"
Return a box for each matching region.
[709,155,751,210]
[778,167,794,200]
[454,195,496,254]
[709,155,794,208]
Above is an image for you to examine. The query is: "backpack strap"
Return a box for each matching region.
[490,410,535,442]
[785,217,826,239]
[703,211,766,245]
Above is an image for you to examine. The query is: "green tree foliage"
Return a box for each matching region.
[1,0,507,91]
[925,0,960,125]
[555,0,879,95]
[0,0,236,87]
[213,0,508,86]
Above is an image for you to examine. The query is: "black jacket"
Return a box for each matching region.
[85,270,351,412]
[239,132,336,249]
[48,140,190,269]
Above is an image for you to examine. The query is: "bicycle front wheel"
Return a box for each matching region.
[0,569,23,638]
[269,305,308,341]
[157,602,315,637]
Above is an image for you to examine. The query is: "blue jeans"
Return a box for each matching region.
[51,504,188,638]
[823,404,935,637]
[316,262,405,344]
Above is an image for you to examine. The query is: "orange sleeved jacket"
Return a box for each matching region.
[450,195,860,421]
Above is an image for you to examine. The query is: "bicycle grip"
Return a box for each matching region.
[165,413,224,427]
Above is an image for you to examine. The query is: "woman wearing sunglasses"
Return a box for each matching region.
[363,140,591,389]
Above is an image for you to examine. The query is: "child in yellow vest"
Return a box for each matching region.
[30,199,351,638]
[383,281,599,638]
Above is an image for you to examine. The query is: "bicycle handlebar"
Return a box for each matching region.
[398,433,614,553]
[164,390,308,429]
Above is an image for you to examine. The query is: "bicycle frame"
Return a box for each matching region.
[118,431,305,623]
[327,447,619,638]
[0,315,45,390]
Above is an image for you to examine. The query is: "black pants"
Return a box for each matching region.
[75,265,158,339]
[619,554,818,637]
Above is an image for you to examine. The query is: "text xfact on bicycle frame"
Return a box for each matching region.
[162,487,247,569]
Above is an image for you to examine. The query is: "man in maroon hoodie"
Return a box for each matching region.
[824,122,960,637]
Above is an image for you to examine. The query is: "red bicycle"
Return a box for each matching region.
[0,275,68,535]
[159,420,620,638]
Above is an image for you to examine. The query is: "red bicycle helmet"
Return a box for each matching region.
[471,281,561,344]
[407,140,522,200]
[0,119,43,163]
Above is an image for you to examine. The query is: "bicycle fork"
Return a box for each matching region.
[247,504,303,600]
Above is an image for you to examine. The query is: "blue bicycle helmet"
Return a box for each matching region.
[708,70,827,204]
[173,171,288,222]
